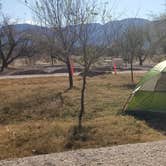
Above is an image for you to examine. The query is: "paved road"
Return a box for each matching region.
[0,71,147,80]
[0,73,79,79]
[0,140,166,166]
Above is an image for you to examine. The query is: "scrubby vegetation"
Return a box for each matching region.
[0,73,165,160]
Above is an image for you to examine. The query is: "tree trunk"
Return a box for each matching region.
[138,57,143,66]
[66,56,73,89]
[51,56,54,66]
[0,60,8,72]
[130,60,134,84]
[139,60,143,66]
[0,65,4,72]
[78,72,87,131]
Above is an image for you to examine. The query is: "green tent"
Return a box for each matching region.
[127,60,166,113]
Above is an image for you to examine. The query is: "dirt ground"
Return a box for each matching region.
[0,73,165,160]
[0,140,166,166]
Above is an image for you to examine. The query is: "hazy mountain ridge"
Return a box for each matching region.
[14,18,151,45]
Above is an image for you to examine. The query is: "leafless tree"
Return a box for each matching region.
[76,0,109,131]
[24,0,110,131]
[114,24,154,83]
[135,25,155,66]
[152,18,166,56]
[0,17,37,72]
[0,17,29,72]
[37,29,59,66]
[117,25,140,83]
[25,0,84,89]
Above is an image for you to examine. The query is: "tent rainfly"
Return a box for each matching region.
[126,60,166,113]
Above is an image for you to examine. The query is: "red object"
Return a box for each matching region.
[113,63,117,75]
[71,61,74,76]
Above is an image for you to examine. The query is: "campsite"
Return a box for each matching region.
[0,72,166,160]
[1,0,166,165]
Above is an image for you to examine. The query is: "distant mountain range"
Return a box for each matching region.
[14,18,151,45]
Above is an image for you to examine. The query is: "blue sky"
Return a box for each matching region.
[1,0,166,23]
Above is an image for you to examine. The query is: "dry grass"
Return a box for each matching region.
[0,73,165,160]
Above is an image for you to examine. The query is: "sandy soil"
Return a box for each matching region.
[0,140,166,166]
[0,70,147,80]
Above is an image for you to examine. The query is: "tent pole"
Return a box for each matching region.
[122,93,133,113]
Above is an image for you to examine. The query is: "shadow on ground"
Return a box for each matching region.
[126,111,166,135]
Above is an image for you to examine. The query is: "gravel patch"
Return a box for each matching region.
[0,140,166,166]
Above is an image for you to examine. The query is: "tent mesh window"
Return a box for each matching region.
[155,73,166,91]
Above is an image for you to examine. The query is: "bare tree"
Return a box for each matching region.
[0,17,37,72]
[152,18,166,57]
[37,29,59,66]
[115,24,153,83]
[78,45,105,130]
[25,0,84,89]
[135,25,155,66]
[76,0,108,131]
[24,0,110,131]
